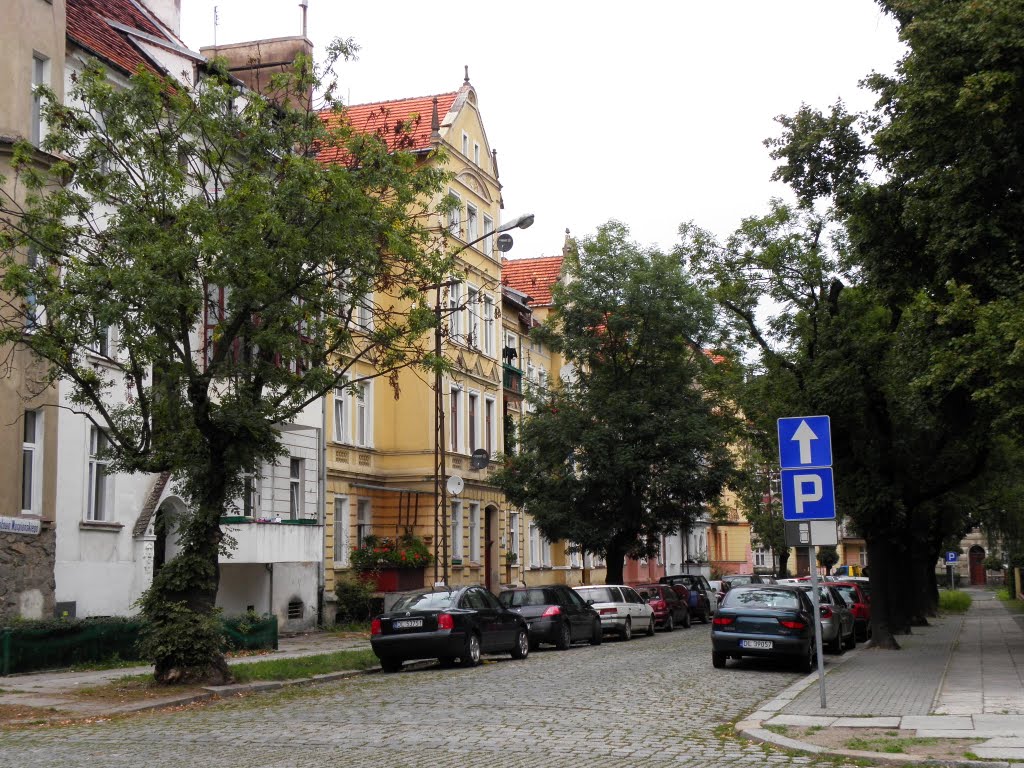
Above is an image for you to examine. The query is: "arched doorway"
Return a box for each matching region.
[969,545,986,585]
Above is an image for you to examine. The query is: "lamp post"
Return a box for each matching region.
[433,213,534,587]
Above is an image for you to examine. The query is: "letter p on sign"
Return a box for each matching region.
[793,474,822,513]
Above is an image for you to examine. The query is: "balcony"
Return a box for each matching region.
[503,363,523,397]
[218,518,322,564]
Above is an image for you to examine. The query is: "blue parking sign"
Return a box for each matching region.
[781,468,836,521]
[778,416,832,469]
[945,551,958,564]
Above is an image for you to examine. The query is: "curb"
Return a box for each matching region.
[734,644,1010,768]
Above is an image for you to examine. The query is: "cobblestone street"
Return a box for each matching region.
[0,624,874,768]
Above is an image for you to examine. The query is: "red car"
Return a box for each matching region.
[635,584,690,631]
[831,581,871,641]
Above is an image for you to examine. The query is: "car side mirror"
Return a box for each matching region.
[586,599,595,605]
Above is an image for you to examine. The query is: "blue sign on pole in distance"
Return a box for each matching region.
[781,468,836,521]
[945,551,958,564]
[778,415,833,469]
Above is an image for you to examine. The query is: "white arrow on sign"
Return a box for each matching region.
[792,420,819,465]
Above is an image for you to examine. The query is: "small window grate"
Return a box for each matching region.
[287,600,304,620]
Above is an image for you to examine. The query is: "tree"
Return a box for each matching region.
[494,222,737,584]
[0,47,452,683]
[817,546,839,575]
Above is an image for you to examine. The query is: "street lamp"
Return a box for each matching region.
[433,213,534,588]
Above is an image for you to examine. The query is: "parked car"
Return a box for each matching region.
[833,564,865,578]
[498,584,602,649]
[832,580,872,642]
[573,584,655,640]
[717,574,777,605]
[711,584,819,672]
[659,574,714,622]
[635,583,690,630]
[370,585,530,672]
[796,583,856,653]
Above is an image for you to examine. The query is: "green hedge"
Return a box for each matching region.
[1,613,277,676]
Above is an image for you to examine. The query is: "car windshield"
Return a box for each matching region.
[726,576,753,586]
[724,588,799,610]
[636,588,658,600]
[391,591,455,611]
[499,589,548,608]
[835,586,859,603]
[578,587,617,603]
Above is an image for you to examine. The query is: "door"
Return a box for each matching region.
[969,546,986,585]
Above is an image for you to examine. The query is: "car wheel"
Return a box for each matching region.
[460,633,481,667]
[682,609,691,629]
[555,621,572,650]
[511,629,530,660]
[827,632,843,654]
[379,657,402,673]
[701,605,710,624]
[796,643,814,673]
[712,651,727,669]
[646,616,656,636]
[590,618,603,646]
[664,613,675,632]
[844,627,856,650]
[620,617,632,641]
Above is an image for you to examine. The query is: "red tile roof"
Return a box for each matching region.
[317,92,459,165]
[502,256,564,307]
[68,0,184,77]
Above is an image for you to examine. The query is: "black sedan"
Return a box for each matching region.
[711,584,818,672]
[499,584,602,649]
[370,585,530,672]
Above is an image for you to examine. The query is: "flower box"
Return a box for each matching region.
[358,567,425,592]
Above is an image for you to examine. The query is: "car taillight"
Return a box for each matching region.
[599,607,617,616]
[650,600,666,610]
[778,619,806,630]
[437,613,455,630]
[541,605,562,618]
[820,605,833,619]
[371,618,381,636]
[712,616,735,626]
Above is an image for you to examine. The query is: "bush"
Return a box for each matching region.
[984,554,1005,571]
[939,590,972,613]
[349,533,433,571]
[335,574,377,623]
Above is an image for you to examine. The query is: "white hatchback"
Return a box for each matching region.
[573,584,655,641]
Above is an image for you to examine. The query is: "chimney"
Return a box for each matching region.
[144,0,182,37]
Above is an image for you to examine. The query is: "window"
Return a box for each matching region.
[482,215,494,258]
[333,383,349,443]
[529,523,550,568]
[447,190,461,237]
[289,458,303,519]
[333,496,350,566]
[356,499,371,548]
[450,500,463,560]
[90,317,112,358]
[859,550,868,567]
[203,283,226,368]
[31,54,48,146]
[482,295,495,355]
[449,386,462,453]
[447,281,463,339]
[473,142,480,166]
[21,410,42,515]
[241,473,259,517]
[468,392,478,453]
[466,286,479,346]
[87,426,110,521]
[753,547,769,567]
[355,297,372,331]
[354,381,371,447]
[484,398,495,456]
[461,132,469,157]
[24,246,41,329]
[469,502,480,562]
[508,512,519,566]
[467,205,478,244]
[569,543,581,569]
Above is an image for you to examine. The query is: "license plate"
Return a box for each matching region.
[393,619,422,629]
[740,639,773,649]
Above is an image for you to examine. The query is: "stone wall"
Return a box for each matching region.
[0,526,55,620]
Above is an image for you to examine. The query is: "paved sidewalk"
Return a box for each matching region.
[0,630,372,721]
[738,588,1024,765]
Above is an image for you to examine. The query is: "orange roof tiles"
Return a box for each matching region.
[68,0,183,77]
[317,92,459,165]
[502,256,564,307]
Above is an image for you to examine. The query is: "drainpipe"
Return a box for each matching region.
[317,406,326,626]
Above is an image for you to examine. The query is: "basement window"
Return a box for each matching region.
[287,599,304,620]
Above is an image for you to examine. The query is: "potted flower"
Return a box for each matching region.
[350,534,434,592]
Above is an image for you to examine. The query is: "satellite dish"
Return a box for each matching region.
[496,233,514,252]
[446,475,464,495]
[470,449,490,470]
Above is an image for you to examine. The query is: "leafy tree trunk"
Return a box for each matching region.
[777,549,791,578]
[866,536,901,649]
[604,531,631,585]
[908,523,935,625]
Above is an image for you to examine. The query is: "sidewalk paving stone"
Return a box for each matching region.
[900,715,973,730]
[831,716,901,728]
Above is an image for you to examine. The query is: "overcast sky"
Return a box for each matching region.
[179,1,906,259]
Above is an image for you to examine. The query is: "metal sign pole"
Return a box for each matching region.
[808,547,826,708]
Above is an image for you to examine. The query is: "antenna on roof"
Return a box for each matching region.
[213,5,218,48]
[464,65,470,84]
[299,0,308,38]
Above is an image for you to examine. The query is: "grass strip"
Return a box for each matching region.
[229,649,380,683]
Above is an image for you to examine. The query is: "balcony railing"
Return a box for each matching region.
[503,364,523,395]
